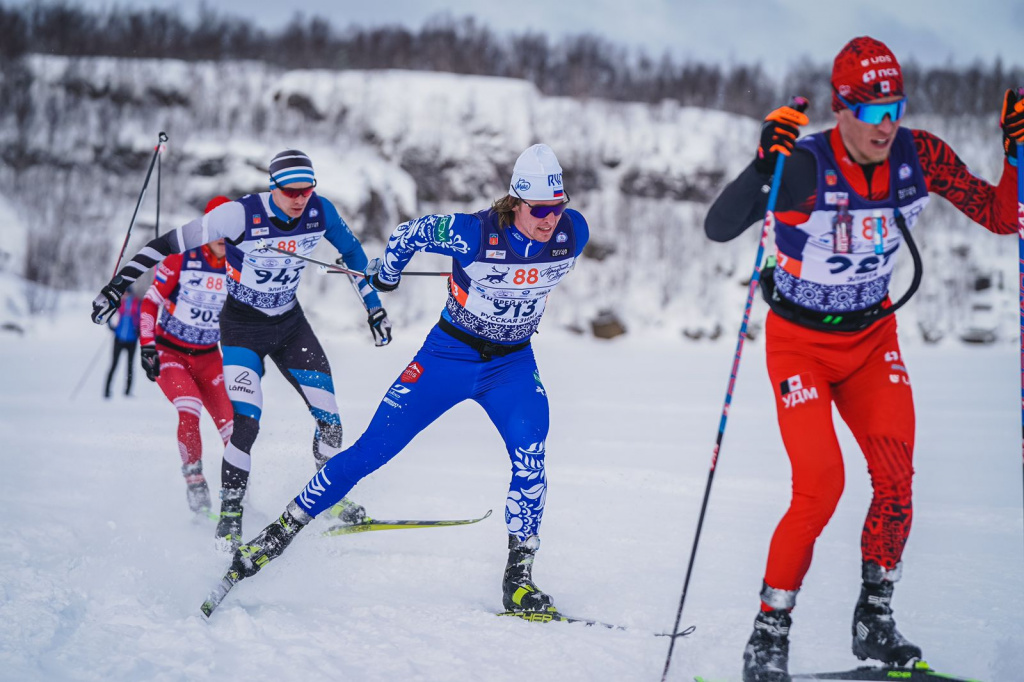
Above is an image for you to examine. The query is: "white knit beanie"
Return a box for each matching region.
[509,144,564,201]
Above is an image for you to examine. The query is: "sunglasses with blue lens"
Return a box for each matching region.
[510,186,571,219]
[836,92,907,124]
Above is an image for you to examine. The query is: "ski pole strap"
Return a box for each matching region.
[437,318,530,361]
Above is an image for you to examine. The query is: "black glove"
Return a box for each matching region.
[140,344,160,381]
[754,98,810,175]
[367,307,393,347]
[91,275,129,324]
[1001,88,1024,165]
[365,257,400,293]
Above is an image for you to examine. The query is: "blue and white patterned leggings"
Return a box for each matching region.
[295,324,550,540]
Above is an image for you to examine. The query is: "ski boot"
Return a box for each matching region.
[214,487,245,552]
[502,535,555,612]
[852,563,922,665]
[324,497,368,527]
[182,462,211,515]
[229,501,311,580]
[742,609,792,682]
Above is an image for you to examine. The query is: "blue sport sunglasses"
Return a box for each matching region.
[836,92,907,124]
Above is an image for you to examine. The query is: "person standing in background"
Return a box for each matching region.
[104,288,141,398]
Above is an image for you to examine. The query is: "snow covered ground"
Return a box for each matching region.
[1,297,1022,682]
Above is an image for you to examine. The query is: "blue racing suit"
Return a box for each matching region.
[294,207,589,540]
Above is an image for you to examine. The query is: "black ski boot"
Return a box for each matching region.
[502,535,554,612]
[230,502,311,579]
[852,564,921,665]
[742,609,792,682]
[324,497,368,526]
[214,487,245,552]
[182,462,211,515]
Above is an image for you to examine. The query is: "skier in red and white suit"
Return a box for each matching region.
[140,196,234,515]
[705,37,1024,682]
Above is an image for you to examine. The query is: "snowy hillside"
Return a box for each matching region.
[1,55,1019,344]
[1,297,1022,681]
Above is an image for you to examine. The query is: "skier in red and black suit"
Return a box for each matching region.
[705,37,1024,682]
[140,196,234,516]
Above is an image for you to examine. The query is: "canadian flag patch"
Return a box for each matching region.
[779,373,819,408]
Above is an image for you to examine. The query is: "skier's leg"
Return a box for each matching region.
[155,347,210,513]
[217,344,267,548]
[104,340,123,398]
[475,349,550,541]
[124,340,137,395]
[268,316,368,522]
[269,317,345,470]
[475,349,553,612]
[194,349,234,447]
[745,315,843,682]
[834,325,916,576]
[292,348,470,519]
[231,344,472,582]
[220,344,266,490]
[833,321,919,664]
[763,345,842,598]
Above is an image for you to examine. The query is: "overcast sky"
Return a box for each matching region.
[24,0,1024,72]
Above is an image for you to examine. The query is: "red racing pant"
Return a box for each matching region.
[761,311,915,599]
[155,345,233,469]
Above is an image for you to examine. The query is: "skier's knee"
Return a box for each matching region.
[232,414,260,452]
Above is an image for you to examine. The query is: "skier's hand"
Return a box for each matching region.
[1000,88,1024,165]
[91,276,128,324]
[140,344,160,381]
[365,258,399,293]
[754,101,810,174]
[367,307,393,347]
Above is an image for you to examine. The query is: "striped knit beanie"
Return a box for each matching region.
[269,149,315,188]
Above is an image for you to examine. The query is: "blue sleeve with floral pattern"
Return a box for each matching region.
[379,213,481,280]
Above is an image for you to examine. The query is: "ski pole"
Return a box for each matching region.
[155,136,163,238]
[326,269,450,277]
[69,336,109,401]
[254,240,451,277]
[110,131,168,277]
[1016,89,1024,556]
[660,97,808,682]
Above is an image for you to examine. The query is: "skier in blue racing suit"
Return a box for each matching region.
[219,143,591,615]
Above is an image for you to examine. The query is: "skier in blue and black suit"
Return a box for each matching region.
[91,150,390,550]
[221,144,590,616]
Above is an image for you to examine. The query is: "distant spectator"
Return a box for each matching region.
[104,289,141,398]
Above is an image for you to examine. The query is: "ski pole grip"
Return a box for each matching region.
[158,131,168,143]
[790,96,809,114]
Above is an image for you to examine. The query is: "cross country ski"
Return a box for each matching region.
[322,509,493,536]
[694,660,982,682]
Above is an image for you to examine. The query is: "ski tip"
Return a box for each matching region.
[199,599,217,619]
[199,572,240,619]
